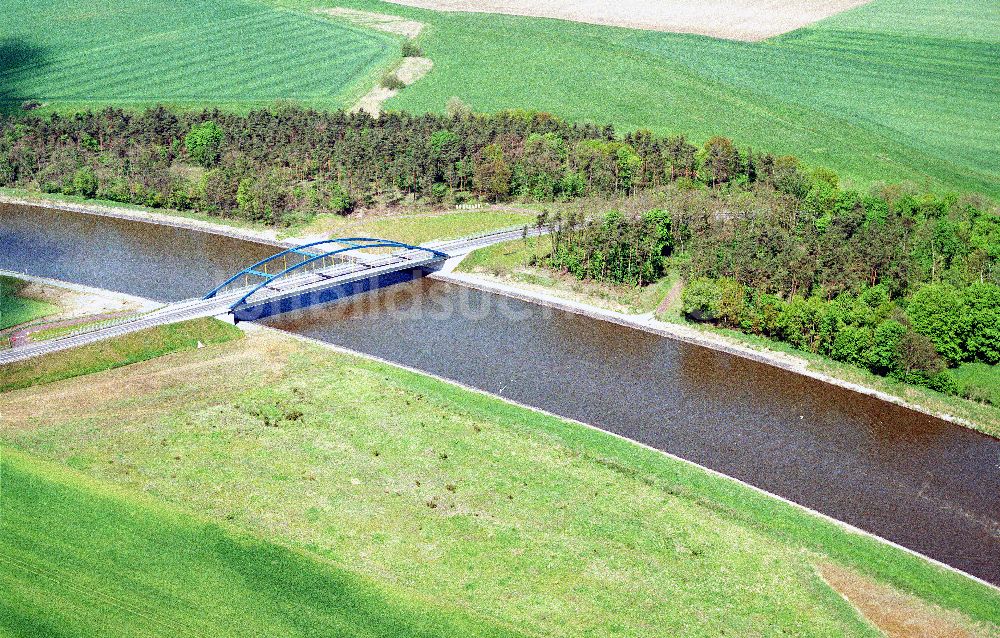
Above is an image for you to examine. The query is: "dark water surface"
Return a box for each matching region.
[4,204,999,584]
[0,203,276,301]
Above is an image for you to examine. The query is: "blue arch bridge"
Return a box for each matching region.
[203,237,449,322]
[0,227,541,365]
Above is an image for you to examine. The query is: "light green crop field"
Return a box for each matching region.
[0,449,526,637]
[0,0,397,112]
[270,0,1000,197]
[0,276,59,331]
[2,329,998,636]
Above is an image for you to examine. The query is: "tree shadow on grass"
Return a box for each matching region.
[0,39,51,115]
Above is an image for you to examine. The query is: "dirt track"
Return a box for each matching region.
[383,0,872,41]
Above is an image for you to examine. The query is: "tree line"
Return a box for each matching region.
[2,105,798,225]
[669,182,999,396]
[527,161,998,397]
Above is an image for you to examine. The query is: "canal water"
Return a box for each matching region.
[0,204,275,301]
[4,203,999,584]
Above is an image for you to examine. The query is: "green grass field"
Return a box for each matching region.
[1,0,397,112]
[268,0,1000,197]
[0,317,242,392]
[0,449,526,637]
[0,276,59,331]
[2,329,997,636]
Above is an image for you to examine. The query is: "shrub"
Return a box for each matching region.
[327,183,354,215]
[184,121,224,168]
[446,96,472,118]
[401,41,423,57]
[71,166,99,198]
[865,320,907,376]
[927,369,958,395]
[830,325,873,368]
[906,283,970,365]
[380,73,405,91]
[682,278,721,321]
[20,100,41,111]
[965,283,1000,364]
[431,182,449,202]
[715,278,746,327]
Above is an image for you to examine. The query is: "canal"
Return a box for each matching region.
[3,202,999,584]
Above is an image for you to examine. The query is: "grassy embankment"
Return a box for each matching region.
[457,239,1000,438]
[2,188,533,245]
[1,328,997,636]
[953,363,1000,407]
[457,236,678,313]
[0,317,241,392]
[294,208,533,244]
[274,0,1000,198]
[0,276,59,332]
[2,0,398,114]
[0,449,525,637]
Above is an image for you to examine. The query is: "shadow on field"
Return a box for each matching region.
[0,39,50,114]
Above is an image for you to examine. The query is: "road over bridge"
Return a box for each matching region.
[0,226,542,365]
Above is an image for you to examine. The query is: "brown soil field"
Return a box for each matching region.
[383,0,873,41]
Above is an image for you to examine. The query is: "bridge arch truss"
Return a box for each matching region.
[203,237,448,310]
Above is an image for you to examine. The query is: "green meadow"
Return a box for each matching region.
[1,0,396,112]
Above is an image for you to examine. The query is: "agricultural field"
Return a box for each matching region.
[0,0,397,112]
[384,0,872,40]
[1,328,998,636]
[271,0,1000,197]
[6,0,997,196]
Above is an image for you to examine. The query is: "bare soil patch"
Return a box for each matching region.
[18,282,146,319]
[353,56,433,116]
[383,0,873,41]
[316,7,425,38]
[819,563,992,638]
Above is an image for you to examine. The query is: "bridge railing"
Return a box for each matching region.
[17,307,164,344]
